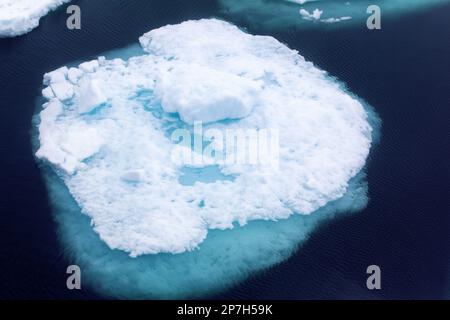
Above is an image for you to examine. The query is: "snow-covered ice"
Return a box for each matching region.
[35,19,375,257]
[0,0,70,37]
[32,18,382,298]
[154,65,261,124]
[299,8,323,21]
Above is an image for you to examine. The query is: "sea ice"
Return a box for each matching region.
[154,65,262,124]
[299,8,323,21]
[0,0,70,37]
[218,0,449,30]
[36,19,375,257]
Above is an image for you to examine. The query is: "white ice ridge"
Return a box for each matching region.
[299,8,323,21]
[36,19,373,257]
[0,0,70,37]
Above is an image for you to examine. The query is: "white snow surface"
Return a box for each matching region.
[299,8,323,21]
[0,0,70,37]
[36,19,373,257]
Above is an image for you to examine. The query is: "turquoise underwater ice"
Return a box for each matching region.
[32,22,382,299]
[218,0,450,30]
[32,85,380,300]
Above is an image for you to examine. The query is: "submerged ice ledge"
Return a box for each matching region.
[32,18,382,298]
[35,19,375,257]
[40,165,373,298]
[218,0,450,29]
[0,0,70,37]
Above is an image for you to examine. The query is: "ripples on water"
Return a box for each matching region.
[0,0,448,299]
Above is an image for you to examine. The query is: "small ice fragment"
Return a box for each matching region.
[79,60,99,73]
[50,81,74,101]
[43,67,68,85]
[67,67,83,84]
[42,86,55,100]
[77,79,107,113]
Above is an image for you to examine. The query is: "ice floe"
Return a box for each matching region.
[35,19,376,258]
[0,0,70,37]
[218,0,449,30]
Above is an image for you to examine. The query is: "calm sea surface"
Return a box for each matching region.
[0,0,448,299]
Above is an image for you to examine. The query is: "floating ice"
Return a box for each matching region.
[34,19,381,297]
[299,8,323,21]
[76,79,107,113]
[218,0,449,29]
[321,16,352,24]
[36,18,373,256]
[154,65,261,124]
[0,0,70,37]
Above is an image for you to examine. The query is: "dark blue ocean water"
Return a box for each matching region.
[0,0,448,299]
